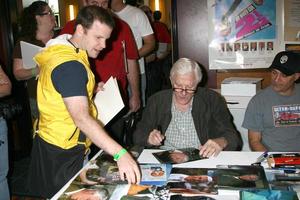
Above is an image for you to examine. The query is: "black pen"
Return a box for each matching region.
[157,125,165,145]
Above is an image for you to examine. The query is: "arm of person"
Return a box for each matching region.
[199,137,228,158]
[0,66,11,97]
[248,130,267,151]
[52,61,140,184]
[138,34,155,58]
[147,129,164,146]
[63,96,140,183]
[133,92,160,146]
[199,90,241,157]
[13,58,39,80]
[126,59,141,112]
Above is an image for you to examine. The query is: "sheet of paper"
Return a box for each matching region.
[94,77,124,125]
[20,41,42,69]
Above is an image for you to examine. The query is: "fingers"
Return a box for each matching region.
[95,82,105,93]
[117,153,141,184]
[147,130,165,146]
[199,139,222,158]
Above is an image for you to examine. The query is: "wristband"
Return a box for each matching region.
[113,148,127,161]
[31,68,36,77]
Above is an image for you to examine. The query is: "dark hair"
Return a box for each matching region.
[153,10,162,21]
[75,6,115,31]
[19,1,49,39]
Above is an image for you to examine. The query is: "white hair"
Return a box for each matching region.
[170,58,202,84]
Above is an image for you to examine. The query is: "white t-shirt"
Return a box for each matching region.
[114,5,154,74]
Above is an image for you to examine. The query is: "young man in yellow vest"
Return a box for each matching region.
[27,6,140,198]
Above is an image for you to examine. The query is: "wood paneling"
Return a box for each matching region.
[216,69,271,89]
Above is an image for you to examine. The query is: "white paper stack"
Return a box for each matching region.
[94,77,124,125]
[20,41,42,69]
[221,77,263,96]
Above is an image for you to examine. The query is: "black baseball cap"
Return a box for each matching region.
[269,51,300,76]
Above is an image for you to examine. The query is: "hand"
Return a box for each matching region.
[116,152,141,184]
[199,137,227,158]
[94,82,105,93]
[129,95,141,112]
[70,189,101,200]
[147,130,165,146]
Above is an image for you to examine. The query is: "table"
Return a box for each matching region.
[52,150,300,200]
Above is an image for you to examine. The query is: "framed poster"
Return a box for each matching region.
[208,0,284,70]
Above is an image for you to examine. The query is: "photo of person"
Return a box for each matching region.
[250,42,257,51]
[150,166,165,177]
[167,168,217,195]
[242,42,249,51]
[234,43,241,51]
[214,166,269,189]
[259,42,265,51]
[267,41,273,50]
[152,148,205,164]
[226,43,233,52]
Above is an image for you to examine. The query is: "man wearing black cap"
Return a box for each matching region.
[242,51,300,152]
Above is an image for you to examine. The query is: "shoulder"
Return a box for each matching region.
[194,87,224,100]
[148,89,172,102]
[114,16,132,32]
[249,86,272,103]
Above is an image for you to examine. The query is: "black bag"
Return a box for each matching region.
[0,96,22,120]
[122,110,142,147]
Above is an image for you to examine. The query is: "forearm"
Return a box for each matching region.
[248,130,267,151]
[64,97,123,156]
[138,34,155,58]
[13,59,37,80]
[249,140,267,151]
[127,59,140,98]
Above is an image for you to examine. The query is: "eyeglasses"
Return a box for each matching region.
[173,87,196,94]
[37,11,54,16]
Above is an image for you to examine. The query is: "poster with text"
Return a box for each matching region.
[208,0,281,69]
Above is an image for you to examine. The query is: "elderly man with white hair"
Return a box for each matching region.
[133,58,242,157]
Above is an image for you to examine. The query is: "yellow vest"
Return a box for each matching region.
[34,44,97,149]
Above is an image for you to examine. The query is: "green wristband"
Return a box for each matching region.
[31,68,36,77]
[113,148,127,161]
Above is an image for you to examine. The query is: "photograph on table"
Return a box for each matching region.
[214,165,269,190]
[152,148,206,164]
[167,168,218,195]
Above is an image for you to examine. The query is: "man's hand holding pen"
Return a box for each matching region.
[147,125,165,146]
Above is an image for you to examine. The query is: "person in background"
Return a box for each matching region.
[0,64,12,200]
[60,0,140,145]
[13,1,56,120]
[242,51,300,152]
[27,6,140,198]
[133,58,241,157]
[111,0,155,106]
[140,6,172,98]
[0,65,11,200]
[152,10,171,60]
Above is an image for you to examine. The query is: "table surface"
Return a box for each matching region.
[52,150,300,200]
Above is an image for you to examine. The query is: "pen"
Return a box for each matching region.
[256,151,268,163]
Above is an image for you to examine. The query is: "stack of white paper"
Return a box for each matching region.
[94,77,124,125]
[20,41,42,69]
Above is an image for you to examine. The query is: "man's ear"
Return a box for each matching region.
[75,24,84,36]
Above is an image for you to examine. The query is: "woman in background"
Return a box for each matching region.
[13,1,56,120]
[0,64,12,200]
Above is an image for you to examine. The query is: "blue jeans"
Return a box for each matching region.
[0,118,9,200]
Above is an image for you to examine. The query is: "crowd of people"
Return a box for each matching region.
[0,0,299,199]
